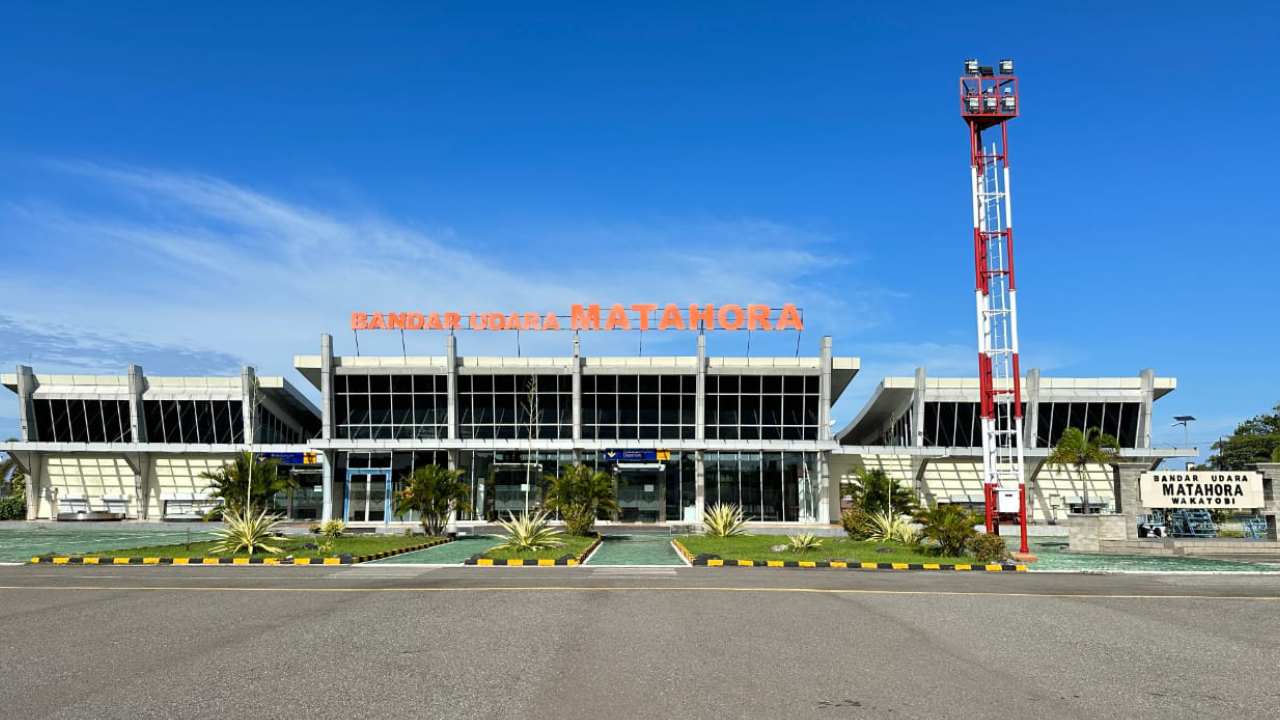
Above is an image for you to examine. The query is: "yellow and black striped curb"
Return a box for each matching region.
[671,539,1025,572]
[464,535,601,567]
[29,555,352,565]
[28,537,452,567]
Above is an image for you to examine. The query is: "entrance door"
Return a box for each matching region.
[616,467,664,523]
[345,469,390,523]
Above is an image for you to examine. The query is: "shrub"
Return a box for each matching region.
[840,508,872,540]
[319,520,346,540]
[703,503,748,537]
[493,511,564,552]
[394,464,471,536]
[210,509,285,555]
[917,504,979,557]
[544,464,619,536]
[967,533,1009,562]
[0,495,24,521]
[865,511,918,545]
[786,532,823,552]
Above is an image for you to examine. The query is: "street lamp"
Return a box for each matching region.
[1172,415,1196,450]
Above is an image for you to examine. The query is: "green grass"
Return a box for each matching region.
[480,534,598,562]
[54,534,441,559]
[677,534,978,564]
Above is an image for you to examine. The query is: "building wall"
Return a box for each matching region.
[832,452,1119,523]
[38,455,135,519]
[150,455,236,518]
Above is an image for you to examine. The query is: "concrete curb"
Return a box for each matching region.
[26,537,452,567]
[671,539,1025,572]
[464,535,601,567]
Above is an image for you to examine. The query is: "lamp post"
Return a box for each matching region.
[1172,415,1196,454]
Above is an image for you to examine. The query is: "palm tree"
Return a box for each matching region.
[840,468,918,517]
[394,464,471,536]
[1,450,24,497]
[201,452,294,517]
[544,463,619,536]
[1046,427,1119,515]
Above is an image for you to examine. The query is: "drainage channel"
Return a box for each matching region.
[585,534,684,566]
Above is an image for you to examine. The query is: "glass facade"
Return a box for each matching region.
[333,373,448,440]
[143,399,243,444]
[874,400,1144,449]
[704,451,819,522]
[582,374,695,440]
[32,398,133,443]
[706,375,819,440]
[458,374,572,439]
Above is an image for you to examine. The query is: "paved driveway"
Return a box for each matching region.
[1,566,1277,719]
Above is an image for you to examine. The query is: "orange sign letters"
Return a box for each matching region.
[350,303,803,332]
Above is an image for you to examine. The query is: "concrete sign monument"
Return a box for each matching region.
[1139,471,1264,509]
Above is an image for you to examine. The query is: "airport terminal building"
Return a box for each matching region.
[1,333,1191,527]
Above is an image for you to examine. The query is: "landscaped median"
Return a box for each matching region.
[672,535,1026,572]
[29,535,451,566]
[464,534,600,566]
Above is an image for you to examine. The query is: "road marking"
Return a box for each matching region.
[588,567,678,577]
[0,584,1277,601]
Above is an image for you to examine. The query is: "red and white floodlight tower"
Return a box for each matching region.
[960,58,1028,554]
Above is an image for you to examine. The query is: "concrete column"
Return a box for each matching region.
[320,334,334,441]
[695,334,707,442]
[132,452,152,520]
[1023,367,1041,448]
[446,334,459,440]
[912,367,927,447]
[1256,463,1280,540]
[321,450,335,522]
[817,451,833,524]
[241,366,258,445]
[1114,461,1149,539]
[126,364,147,444]
[819,336,833,441]
[693,450,706,522]
[571,336,582,444]
[14,451,41,520]
[1136,369,1155,450]
[15,365,36,442]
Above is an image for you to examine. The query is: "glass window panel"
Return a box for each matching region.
[762,375,782,394]
[369,375,390,393]
[103,400,123,442]
[83,400,105,442]
[639,393,659,425]
[178,401,198,443]
[392,375,411,393]
[741,395,761,426]
[761,395,783,427]
[741,376,760,394]
[346,374,368,393]
[619,375,637,393]
[472,375,493,392]
[639,375,659,394]
[783,375,803,394]
[762,452,784,522]
[494,375,514,393]
[619,395,638,424]
[740,452,762,518]
[596,375,615,393]
[719,375,738,394]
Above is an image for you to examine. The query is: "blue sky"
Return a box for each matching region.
[1,2,1276,456]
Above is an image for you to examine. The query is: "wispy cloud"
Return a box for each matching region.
[0,161,886,384]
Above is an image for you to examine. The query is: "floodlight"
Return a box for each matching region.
[964,58,980,75]
[966,97,981,112]
[1002,96,1016,111]
[999,59,1014,75]
[984,97,998,111]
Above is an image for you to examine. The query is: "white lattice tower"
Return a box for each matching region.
[960,58,1028,553]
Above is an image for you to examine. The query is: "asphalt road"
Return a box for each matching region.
[2,566,1278,720]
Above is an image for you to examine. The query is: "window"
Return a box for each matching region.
[31,399,133,443]
[458,374,570,440]
[336,373,449,440]
[706,374,818,441]
[143,399,244,444]
[583,374,695,441]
